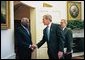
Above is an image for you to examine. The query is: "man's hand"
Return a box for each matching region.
[58,51,63,59]
[29,44,37,51]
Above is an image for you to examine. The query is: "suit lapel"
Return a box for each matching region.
[50,23,53,33]
[20,26,31,37]
[50,23,53,32]
[44,23,53,41]
[63,28,68,36]
[49,23,53,40]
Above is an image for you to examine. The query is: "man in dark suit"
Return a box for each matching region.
[60,19,73,59]
[15,18,33,59]
[32,14,64,59]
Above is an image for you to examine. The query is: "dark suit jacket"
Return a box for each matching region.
[62,28,73,52]
[15,25,32,50]
[37,23,64,59]
[15,25,32,59]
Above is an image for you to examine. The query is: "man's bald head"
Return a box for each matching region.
[60,19,67,28]
[21,17,30,28]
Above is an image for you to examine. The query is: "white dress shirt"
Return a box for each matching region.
[47,22,52,41]
[21,24,30,35]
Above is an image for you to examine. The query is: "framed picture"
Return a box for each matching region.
[67,1,81,20]
[1,1,10,29]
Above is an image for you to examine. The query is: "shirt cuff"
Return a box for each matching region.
[29,44,31,48]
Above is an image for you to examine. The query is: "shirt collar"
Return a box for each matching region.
[63,26,66,30]
[21,24,28,30]
[47,22,52,28]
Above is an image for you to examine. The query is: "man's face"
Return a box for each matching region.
[42,18,50,25]
[60,20,66,28]
[21,18,29,28]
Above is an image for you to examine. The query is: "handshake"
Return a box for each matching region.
[29,44,37,51]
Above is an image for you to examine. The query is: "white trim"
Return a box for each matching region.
[1,53,16,59]
[72,52,84,57]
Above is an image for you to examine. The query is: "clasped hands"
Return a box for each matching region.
[29,44,37,51]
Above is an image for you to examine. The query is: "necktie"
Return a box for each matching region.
[25,27,30,36]
[26,29,30,35]
[22,25,30,36]
[47,26,50,41]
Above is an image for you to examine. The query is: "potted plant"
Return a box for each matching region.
[67,20,84,30]
[67,20,84,35]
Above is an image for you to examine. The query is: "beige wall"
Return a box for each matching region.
[30,8,36,59]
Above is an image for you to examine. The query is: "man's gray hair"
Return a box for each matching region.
[61,19,67,25]
[43,14,52,21]
[21,17,29,22]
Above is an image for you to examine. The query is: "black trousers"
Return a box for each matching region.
[48,55,64,59]
[64,53,72,59]
[16,48,32,59]
[48,52,64,59]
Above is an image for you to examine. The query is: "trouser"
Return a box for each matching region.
[48,51,64,59]
[16,48,32,59]
[64,53,72,59]
[48,54,64,59]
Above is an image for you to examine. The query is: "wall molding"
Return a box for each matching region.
[2,53,16,59]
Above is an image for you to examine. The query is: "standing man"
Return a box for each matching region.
[33,14,64,59]
[60,19,73,59]
[15,18,33,59]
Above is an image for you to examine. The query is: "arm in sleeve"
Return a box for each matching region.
[15,29,31,49]
[66,29,73,52]
[56,25,64,52]
[36,30,46,48]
